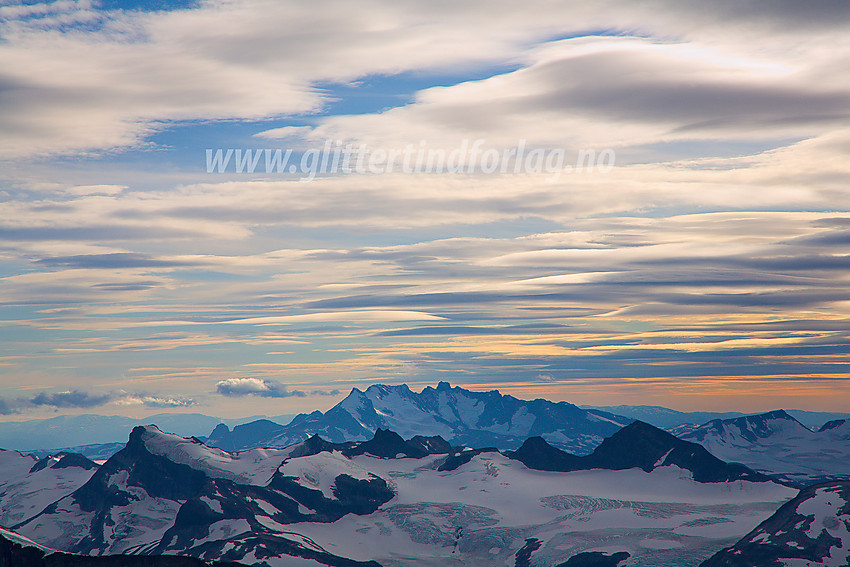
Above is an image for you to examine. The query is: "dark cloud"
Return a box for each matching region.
[0,390,197,413]
[36,253,196,269]
[216,378,307,398]
[311,389,341,396]
[0,225,199,241]
[785,231,850,247]
[92,281,162,291]
[379,324,579,337]
[0,399,19,415]
[29,390,112,408]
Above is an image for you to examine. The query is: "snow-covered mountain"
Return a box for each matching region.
[15,425,389,566]
[208,382,632,454]
[581,405,747,430]
[582,405,850,432]
[700,480,850,567]
[4,421,802,566]
[680,411,850,486]
[284,436,793,566]
[507,421,770,483]
[0,448,98,527]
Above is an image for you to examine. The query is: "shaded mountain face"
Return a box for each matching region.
[680,410,850,485]
[700,481,850,567]
[819,418,849,433]
[0,449,98,528]
[507,421,771,483]
[0,528,244,567]
[205,382,631,454]
[205,419,287,453]
[341,429,429,459]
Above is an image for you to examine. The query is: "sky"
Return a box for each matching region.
[1,0,849,420]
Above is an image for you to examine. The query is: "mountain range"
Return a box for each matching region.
[0,419,800,566]
[204,385,850,487]
[506,421,770,483]
[207,382,632,455]
[680,410,850,486]
[581,405,850,432]
[0,383,847,566]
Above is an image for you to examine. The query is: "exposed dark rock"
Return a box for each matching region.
[0,531,242,567]
[28,456,56,474]
[514,538,542,567]
[53,453,98,470]
[173,532,384,567]
[288,434,353,458]
[556,551,630,567]
[342,429,427,459]
[505,436,582,471]
[819,418,847,432]
[437,448,498,472]
[406,435,452,455]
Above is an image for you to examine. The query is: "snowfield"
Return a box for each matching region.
[282,452,795,567]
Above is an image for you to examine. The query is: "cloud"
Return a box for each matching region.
[35,252,198,269]
[307,37,850,154]
[2,0,849,413]
[117,394,196,408]
[311,389,341,396]
[0,389,197,413]
[215,378,307,398]
[2,0,848,158]
[0,398,19,415]
[29,389,112,408]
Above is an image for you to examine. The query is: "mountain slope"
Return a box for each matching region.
[508,421,770,483]
[700,481,850,567]
[0,527,244,567]
[0,449,98,527]
[680,410,850,485]
[15,426,388,566]
[214,382,632,454]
